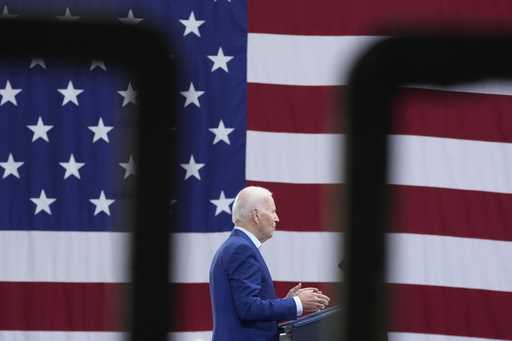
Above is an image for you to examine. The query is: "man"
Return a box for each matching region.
[209,186,330,341]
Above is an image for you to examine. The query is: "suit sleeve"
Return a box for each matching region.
[226,244,297,322]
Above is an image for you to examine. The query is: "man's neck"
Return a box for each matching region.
[234,225,263,247]
[236,223,259,239]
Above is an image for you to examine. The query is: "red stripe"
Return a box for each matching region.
[7,282,512,339]
[246,181,342,232]
[249,0,512,35]
[393,88,512,143]
[181,282,512,338]
[172,283,211,331]
[0,282,124,331]
[174,281,339,332]
[389,283,512,340]
[391,185,512,241]
[0,282,337,332]
[247,181,512,241]
[249,84,512,143]
[247,83,344,134]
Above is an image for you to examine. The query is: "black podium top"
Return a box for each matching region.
[279,305,343,328]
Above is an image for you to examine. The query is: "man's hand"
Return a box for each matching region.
[296,290,330,313]
[285,283,323,298]
[286,283,302,298]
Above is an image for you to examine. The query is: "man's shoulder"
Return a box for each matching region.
[211,233,255,272]
[222,232,253,252]
[216,232,255,260]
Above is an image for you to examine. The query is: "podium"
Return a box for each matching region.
[278,305,343,341]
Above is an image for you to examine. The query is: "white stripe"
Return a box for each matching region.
[0,331,125,341]
[413,82,512,97]
[172,232,228,283]
[246,131,344,184]
[0,231,129,282]
[0,331,504,341]
[0,331,213,341]
[173,231,342,282]
[247,131,512,193]
[388,233,512,292]
[174,332,508,341]
[389,135,512,194]
[260,231,342,282]
[388,332,508,341]
[180,231,512,290]
[169,331,212,341]
[0,230,341,283]
[3,231,511,292]
[248,33,512,95]
[247,33,380,86]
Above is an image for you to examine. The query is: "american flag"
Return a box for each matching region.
[1,0,512,341]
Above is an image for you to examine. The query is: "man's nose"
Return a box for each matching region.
[275,214,279,222]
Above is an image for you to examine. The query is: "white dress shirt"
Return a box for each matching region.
[233,226,303,316]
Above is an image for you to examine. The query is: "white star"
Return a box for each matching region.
[209,120,234,145]
[179,11,205,37]
[59,154,85,179]
[207,47,234,72]
[88,117,113,143]
[180,155,205,180]
[118,9,143,24]
[90,190,115,216]
[0,81,22,106]
[210,191,235,216]
[0,5,18,19]
[118,82,137,107]
[180,82,204,108]
[30,58,47,69]
[30,190,56,215]
[56,8,80,21]
[0,153,23,179]
[90,60,107,71]
[27,116,53,142]
[119,155,136,179]
[57,81,84,106]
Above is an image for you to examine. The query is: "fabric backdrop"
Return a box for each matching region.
[0,0,511,341]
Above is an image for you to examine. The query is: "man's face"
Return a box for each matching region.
[256,196,279,241]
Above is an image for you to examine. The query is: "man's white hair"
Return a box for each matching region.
[232,186,273,224]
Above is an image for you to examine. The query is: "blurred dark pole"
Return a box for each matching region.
[344,32,512,341]
[344,42,394,341]
[128,27,176,341]
[0,18,176,341]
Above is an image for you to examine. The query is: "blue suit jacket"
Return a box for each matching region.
[209,229,297,341]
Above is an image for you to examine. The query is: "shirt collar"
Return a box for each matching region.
[234,226,262,249]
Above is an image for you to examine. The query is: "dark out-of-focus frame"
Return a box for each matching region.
[344,33,512,341]
[0,20,175,341]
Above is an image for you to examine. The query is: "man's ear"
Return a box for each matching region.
[252,208,259,224]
